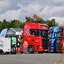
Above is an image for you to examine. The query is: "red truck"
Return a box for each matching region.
[19,22,50,53]
[56,27,64,53]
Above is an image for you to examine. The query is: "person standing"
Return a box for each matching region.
[23,40,28,54]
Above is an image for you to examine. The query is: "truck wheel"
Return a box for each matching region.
[0,49,3,55]
[11,47,16,54]
[28,46,35,53]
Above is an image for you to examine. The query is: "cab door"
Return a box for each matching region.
[11,37,17,54]
[11,37,17,45]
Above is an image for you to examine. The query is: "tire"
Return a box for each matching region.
[28,46,35,54]
[21,52,23,54]
[11,47,16,54]
[0,49,3,55]
[6,52,10,54]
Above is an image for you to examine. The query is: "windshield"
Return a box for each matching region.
[48,33,52,38]
[56,32,62,37]
[30,29,39,36]
[40,30,48,38]
[56,32,64,40]
[30,29,48,38]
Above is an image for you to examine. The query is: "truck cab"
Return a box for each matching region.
[49,26,60,52]
[49,26,64,53]
[56,27,64,53]
[20,22,50,53]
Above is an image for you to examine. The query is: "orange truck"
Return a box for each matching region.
[19,22,50,53]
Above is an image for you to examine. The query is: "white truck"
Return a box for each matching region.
[0,37,16,54]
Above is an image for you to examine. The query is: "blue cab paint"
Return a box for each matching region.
[49,26,59,52]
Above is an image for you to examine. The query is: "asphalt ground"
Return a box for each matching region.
[0,53,64,64]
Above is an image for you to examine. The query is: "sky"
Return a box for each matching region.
[0,0,64,25]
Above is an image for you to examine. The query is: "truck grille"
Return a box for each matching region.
[42,38,48,49]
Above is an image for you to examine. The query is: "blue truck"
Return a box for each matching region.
[48,26,62,53]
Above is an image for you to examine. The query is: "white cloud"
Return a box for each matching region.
[40,6,64,17]
[25,3,43,15]
[45,0,64,5]
[0,9,21,20]
[51,0,64,3]
[0,0,9,11]
[0,0,64,26]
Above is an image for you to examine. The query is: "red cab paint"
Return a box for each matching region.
[19,22,50,53]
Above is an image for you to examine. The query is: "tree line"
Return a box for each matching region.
[0,14,58,31]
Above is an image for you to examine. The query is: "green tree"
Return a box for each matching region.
[10,20,21,28]
[25,16,34,22]
[2,19,11,29]
[45,19,58,27]
[0,21,3,31]
[51,19,58,26]
[25,14,45,23]
[2,19,7,29]
[20,22,24,28]
[33,14,45,23]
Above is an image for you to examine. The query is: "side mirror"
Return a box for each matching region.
[48,33,52,38]
[49,28,53,33]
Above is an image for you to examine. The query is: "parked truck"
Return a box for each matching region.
[19,22,50,53]
[56,26,64,53]
[48,26,58,52]
[48,26,64,53]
